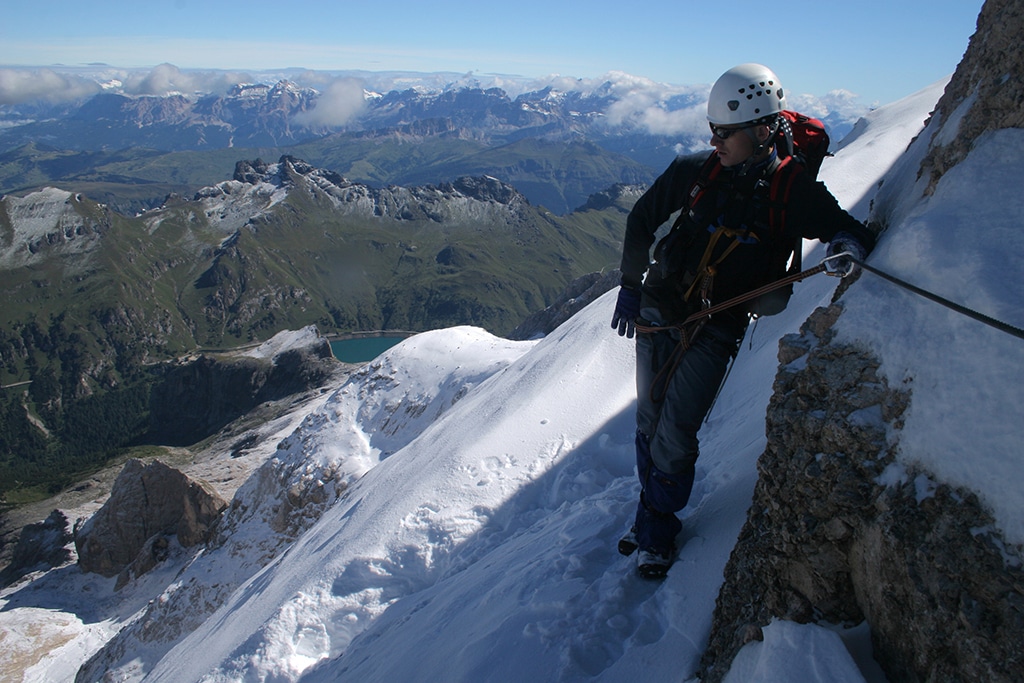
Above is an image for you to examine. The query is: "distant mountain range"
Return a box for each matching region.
[0,73,868,215]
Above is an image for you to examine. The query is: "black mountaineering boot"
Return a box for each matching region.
[637,547,674,579]
[618,527,638,556]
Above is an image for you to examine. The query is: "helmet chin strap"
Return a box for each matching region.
[736,117,782,175]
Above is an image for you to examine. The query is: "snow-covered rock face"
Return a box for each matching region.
[238,325,324,361]
[917,0,1024,194]
[0,187,104,268]
[223,327,528,539]
[704,298,1024,683]
[699,305,910,680]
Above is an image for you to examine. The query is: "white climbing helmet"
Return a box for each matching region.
[707,63,787,125]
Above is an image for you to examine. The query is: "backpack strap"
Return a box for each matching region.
[767,156,800,235]
[664,150,720,238]
[684,151,722,223]
[767,156,804,274]
[676,150,807,305]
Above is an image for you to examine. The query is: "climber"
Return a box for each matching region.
[610,63,876,579]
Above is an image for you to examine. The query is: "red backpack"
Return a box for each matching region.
[776,110,831,176]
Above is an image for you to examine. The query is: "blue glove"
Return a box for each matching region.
[825,232,867,277]
[611,286,641,338]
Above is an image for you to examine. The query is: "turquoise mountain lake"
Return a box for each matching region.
[330,336,407,363]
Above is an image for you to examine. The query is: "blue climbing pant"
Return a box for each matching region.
[632,323,737,552]
[632,431,689,553]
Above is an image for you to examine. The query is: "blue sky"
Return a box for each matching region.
[0,0,983,105]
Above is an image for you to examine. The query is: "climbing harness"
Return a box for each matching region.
[634,257,833,339]
[851,257,1024,341]
[682,226,755,305]
[634,253,842,403]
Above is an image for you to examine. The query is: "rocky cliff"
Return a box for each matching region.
[700,304,1024,681]
[222,155,535,225]
[699,1,1024,680]
[147,326,340,446]
[918,0,1024,195]
[74,459,227,588]
[0,510,73,586]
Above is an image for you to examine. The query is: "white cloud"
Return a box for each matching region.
[789,88,872,120]
[121,63,254,96]
[0,68,101,105]
[293,77,367,128]
[0,63,864,142]
[598,71,709,136]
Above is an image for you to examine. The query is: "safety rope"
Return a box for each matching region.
[635,252,1023,360]
[851,257,1024,341]
[632,251,1024,411]
[634,261,830,338]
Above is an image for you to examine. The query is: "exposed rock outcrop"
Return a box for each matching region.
[74,459,227,584]
[699,304,1024,682]
[919,0,1024,194]
[0,509,73,586]
[147,332,337,446]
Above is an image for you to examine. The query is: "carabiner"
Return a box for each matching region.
[821,250,855,278]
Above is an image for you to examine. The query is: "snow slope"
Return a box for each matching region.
[6,75,1021,683]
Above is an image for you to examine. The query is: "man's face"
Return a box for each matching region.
[709,123,768,167]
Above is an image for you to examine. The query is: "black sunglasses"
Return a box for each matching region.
[709,123,751,139]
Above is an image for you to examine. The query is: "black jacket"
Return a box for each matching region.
[619,150,875,337]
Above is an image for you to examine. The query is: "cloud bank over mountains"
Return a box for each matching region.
[0,62,872,140]
[0,67,103,105]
